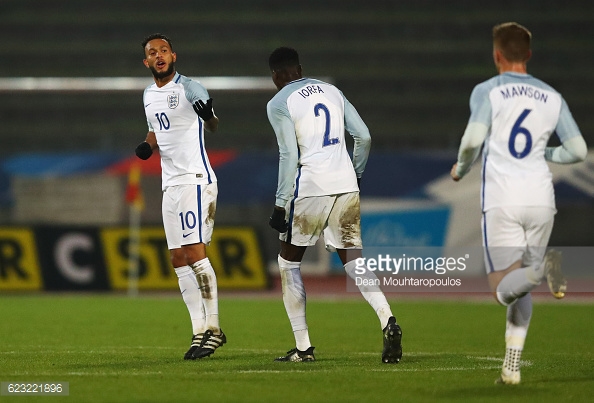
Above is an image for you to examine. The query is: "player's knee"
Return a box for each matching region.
[278,255,300,273]
[183,243,207,265]
[170,250,186,268]
[493,292,507,306]
[279,241,306,263]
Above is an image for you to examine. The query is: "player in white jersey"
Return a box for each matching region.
[450,23,587,384]
[266,47,402,364]
[135,33,226,360]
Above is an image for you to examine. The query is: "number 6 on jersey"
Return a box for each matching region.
[508,108,532,159]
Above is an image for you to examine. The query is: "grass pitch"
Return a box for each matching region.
[0,294,593,402]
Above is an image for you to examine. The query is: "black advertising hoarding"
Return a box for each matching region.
[0,226,268,292]
[35,226,111,291]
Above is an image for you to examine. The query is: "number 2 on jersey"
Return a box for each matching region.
[508,109,532,159]
[314,103,339,147]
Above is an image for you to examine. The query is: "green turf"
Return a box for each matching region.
[0,295,593,402]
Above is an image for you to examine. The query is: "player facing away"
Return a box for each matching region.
[135,33,226,360]
[266,47,402,364]
[451,23,587,384]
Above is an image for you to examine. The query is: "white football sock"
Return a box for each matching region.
[496,267,541,306]
[503,294,532,374]
[344,259,393,329]
[278,255,311,351]
[174,265,206,334]
[191,258,220,332]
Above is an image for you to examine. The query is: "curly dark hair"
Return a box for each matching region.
[142,33,173,53]
[269,47,300,72]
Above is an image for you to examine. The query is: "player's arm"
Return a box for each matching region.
[451,122,488,181]
[344,97,371,185]
[545,100,588,164]
[545,136,587,164]
[205,115,219,133]
[193,98,219,133]
[135,126,159,160]
[267,102,298,232]
[452,84,491,181]
[185,80,219,133]
[136,92,158,159]
[144,131,157,149]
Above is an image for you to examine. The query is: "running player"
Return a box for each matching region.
[135,33,225,360]
[450,22,587,384]
[266,47,403,364]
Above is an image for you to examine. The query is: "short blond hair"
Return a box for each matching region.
[493,22,532,62]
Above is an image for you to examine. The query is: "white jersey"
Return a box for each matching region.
[143,72,217,190]
[267,78,371,206]
[469,72,581,211]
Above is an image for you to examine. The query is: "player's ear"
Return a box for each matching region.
[493,48,503,66]
[271,70,282,90]
[143,59,149,68]
[525,49,532,63]
[172,52,177,62]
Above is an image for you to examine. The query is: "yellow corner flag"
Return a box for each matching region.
[126,162,144,296]
[125,162,144,211]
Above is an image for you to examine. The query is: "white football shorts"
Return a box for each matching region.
[162,182,217,250]
[280,191,362,251]
[482,206,555,273]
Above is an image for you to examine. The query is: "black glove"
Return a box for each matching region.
[269,207,288,233]
[135,141,153,160]
[357,177,361,189]
[192,98,214,121]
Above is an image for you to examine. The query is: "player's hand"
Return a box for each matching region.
[135,141,153,160]
[192,98,214,121]
[357,177,361,189]
[269,206,288,233]
[450,163,461,181]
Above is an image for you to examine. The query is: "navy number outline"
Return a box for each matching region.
[508,109,533,159]
[155,112,171,131]
[314,103,339,147]
[178,211,197,230]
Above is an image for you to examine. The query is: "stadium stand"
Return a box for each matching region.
[1,0,593,154]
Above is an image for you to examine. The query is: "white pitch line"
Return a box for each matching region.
[5,371,166,377]
[7,367,499,376]
[236,370,326,374]
[354,351,447,356]
[1,350,533,377]
[0,346,179,354]
[354,351,484,357]
[466,355,533,366]
[371,365,502,372]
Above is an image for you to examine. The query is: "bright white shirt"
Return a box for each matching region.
[457,72,583,211]
[267,78,371,206]
[143,72,216,190]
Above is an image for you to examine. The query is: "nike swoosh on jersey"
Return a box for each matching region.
[183,232,194,238]
[144,103,152,107]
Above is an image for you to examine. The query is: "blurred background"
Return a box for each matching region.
[1,0,592,292]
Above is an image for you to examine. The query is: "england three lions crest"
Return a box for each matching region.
[167,94,179,109]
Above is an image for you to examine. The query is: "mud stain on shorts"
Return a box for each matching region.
[293,214,324,237]
[206,201,217,226]
[339,197,361,248]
